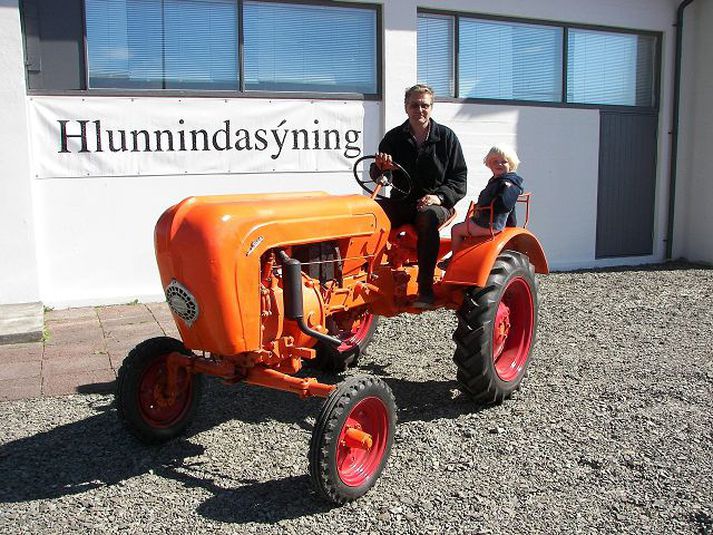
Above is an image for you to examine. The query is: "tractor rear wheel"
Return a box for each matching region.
[452,250,538,404]
[116,336,203,444]
[312,310,378,372]
[309,375,396,504]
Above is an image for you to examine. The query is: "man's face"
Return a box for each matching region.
[405,92,433,129]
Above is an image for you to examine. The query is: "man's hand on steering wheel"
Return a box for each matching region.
[375,152,398,172]
[352,155,412,200]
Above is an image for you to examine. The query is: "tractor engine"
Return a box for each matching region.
[258,249,331,351]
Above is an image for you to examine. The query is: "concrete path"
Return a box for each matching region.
[0,303,178,401]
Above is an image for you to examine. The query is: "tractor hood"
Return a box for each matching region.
[154,191,390,355]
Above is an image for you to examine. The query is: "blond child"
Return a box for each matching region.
[445,146,524,262]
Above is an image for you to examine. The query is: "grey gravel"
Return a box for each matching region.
[1,263,712,534]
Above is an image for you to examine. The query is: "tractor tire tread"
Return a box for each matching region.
[309,376,396,504]
[452,250,538,405]
[116,336,203,444]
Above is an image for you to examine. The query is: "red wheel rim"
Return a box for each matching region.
[333,311,374,352]
[492,276,534,382]
[137,354,193,428]
[336,396,389,487]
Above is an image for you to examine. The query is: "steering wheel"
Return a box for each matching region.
[352,155,413,201]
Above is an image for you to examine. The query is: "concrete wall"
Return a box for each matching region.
[676,0,713,263]
[433,104,601,268]
[32,153,380,307]
[1,0,701,310]
[0,2,40,306]
[377,0,677,271]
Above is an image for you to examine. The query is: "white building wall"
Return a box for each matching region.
[433,104,600,268]
[676,0,713,263]
[0,0,698,310]
[31,100,382,307]
[0,2,40,305]
[378,0,676,271]
[33,159,381,307]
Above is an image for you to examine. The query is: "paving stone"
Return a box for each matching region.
[103,322,164,346]
[96,304,154,325]
[45,320,104,346]
[43,354,112,376]
[44,340,107,360]
[145,302,172,320]
[0,376,42,401]
[162,324,181,338]
[0,302,170,401]
[44,307,98,323]
[0,360,42,381]
[0,342,43,363]
[109,352,129,370]
[42,368,116,397]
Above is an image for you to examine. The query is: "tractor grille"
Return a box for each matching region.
[165,279,199,326]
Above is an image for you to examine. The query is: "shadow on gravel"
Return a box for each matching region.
[0,366,480,523]
[358,362,486,424]
[0,381,320,504]
[193,475,335,523]
[0,398,204,503]
[0,388,336,523]
[131,454,336,523]
[76,381,117,395]
[388,378,485,423]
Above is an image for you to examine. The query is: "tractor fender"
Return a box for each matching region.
[441,227,548,289]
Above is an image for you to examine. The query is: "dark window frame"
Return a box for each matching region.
[22,0,383,100]
[418,8,662,112]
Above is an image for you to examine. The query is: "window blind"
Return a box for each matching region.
[243,1,377,93]
[417,14,454,97]
[567,29,656,107]
[458,18,562,102]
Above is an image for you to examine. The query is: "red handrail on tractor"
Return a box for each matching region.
[465,193,532,238]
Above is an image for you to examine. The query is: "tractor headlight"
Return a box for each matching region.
[165,279,199,326]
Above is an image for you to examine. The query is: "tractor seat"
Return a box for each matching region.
[389,207,457,250]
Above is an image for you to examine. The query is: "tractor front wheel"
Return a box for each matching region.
[116,336,203,444]
[309,375,396,504]
[452,250,538,404]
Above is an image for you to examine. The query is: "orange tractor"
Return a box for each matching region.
[116,156,548,503]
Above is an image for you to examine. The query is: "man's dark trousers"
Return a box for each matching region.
[377,198,452,295]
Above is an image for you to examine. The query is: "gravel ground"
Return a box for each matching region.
[1,263,712,534]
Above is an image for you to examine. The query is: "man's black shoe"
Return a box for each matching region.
[413,291,435,309]
[437,257,451,271]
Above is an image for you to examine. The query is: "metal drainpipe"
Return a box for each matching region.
[666,0,697,259]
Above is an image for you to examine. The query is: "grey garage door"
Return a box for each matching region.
[596,111,658,258]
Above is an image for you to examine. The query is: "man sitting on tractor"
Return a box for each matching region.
[371,84,467,308]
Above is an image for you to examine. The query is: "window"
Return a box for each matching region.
[243,2,377,93]
[417,14,454,97]
[567,29,657,107]
[458,18,562,102]
[417,11,659,109]
[81,0,378,94]
[86,0,238,90]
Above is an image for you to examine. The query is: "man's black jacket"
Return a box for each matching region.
[376,119,467,209]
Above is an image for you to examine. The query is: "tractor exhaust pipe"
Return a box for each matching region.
[279,251,341,346]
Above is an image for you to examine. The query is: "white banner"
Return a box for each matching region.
[28,96,366,178]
